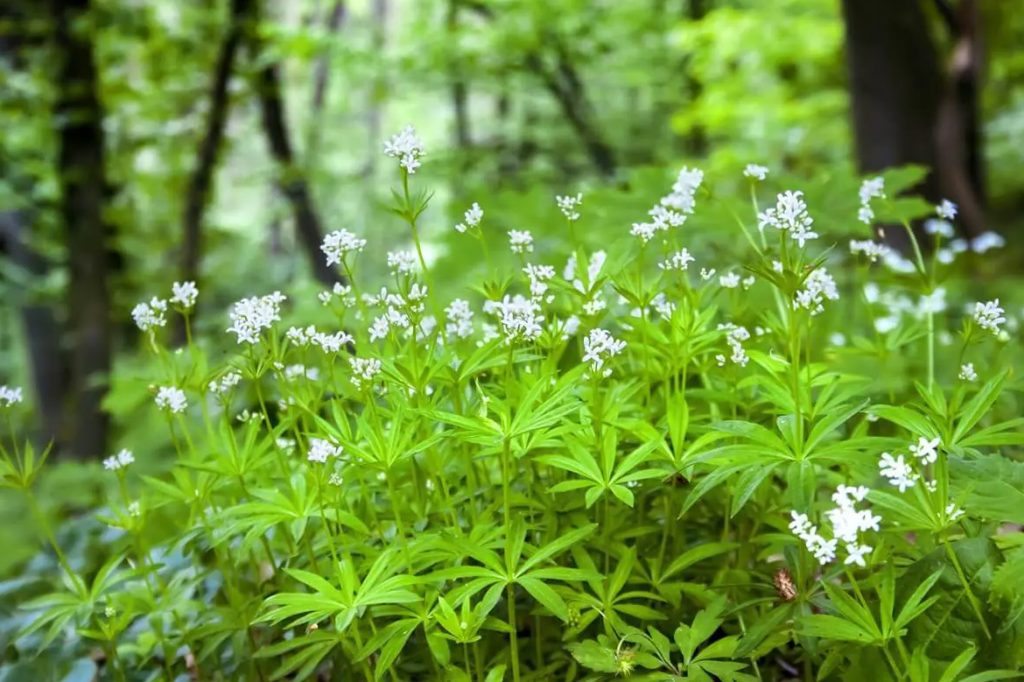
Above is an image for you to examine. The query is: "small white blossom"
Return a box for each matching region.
[209,371,242,395]
[226,292,286,344]
[658,249,695,272]
[103,449,135,471]
[958,363,977,382]
[857,177,885,225]
[630,166,703,241]
[132,297,168,332]
[700,268,716,281]
[924,219,954,238]
[718,323,751,366]
[386,251,418,275]
[794,268,839,315]
[758,190,818,247]
[445,299,475,339]
[321,230,367,266]
[879,452,918,492]
[556,193,583,222]
[936,199,957,220]
[523,263,556,300]
[945,502,965,521]
[971,231,1005,254]
[507,230,534,254]
[719,272,741,289]
[349,357,382,391]
[743,164,769,181]
[484,295,544,343]
[383,125,424,173]
[155,386,188,414]
[307,438,343,464]
[455,202,483,233]
[170,281,198,309]
[0,385,23,408]
[909,436,941,465]
[973,299,1006,335]
[849,239,891,262]
[582,328,626,378]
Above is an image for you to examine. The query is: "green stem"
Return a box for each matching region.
[943,539,992,639]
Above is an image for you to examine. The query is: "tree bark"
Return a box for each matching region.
[181,0,250,300]
[251,43,341,285]
[51,0,112,458]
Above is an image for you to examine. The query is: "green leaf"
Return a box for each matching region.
[566,640,619,673]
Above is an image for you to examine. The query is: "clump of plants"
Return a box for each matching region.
[2,131,1023,681]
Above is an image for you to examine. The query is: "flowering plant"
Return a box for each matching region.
[2,140,1023,681]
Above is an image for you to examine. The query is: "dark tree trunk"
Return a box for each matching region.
[305,0,346,175]
[362,0,388,179]
[180,0,250,304]
[447,0,471,151]
[251,48,341,285]
[841,0,944,193]
[52,0,111,458]
[0,213,68,448]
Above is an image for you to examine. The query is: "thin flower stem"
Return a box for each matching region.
[943,538,992,639]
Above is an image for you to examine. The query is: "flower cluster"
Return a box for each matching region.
[286,325,354,354]
[103,449,135,471]
[484,294,544,344]
[208,371,242,395]
[155,386,188,414]
[582,328,626,378]
[790,485,879,566]
[658,249,695,272]
[507,230,534,254]
[879,437,941,492]
[132,297,168,332]
[319,283,356,307]
[444,299,475,339]
[715,323,751,367]
[454,203,483,233]
[743,164,768,181]
[556,193,583,222]
[387,251,418,275]
[321,229,367,267]
[0,385,23,408]
[758,190,818,247]
[959,362,977,382]
[973,299,1006,335]
[227,292,287,344]
[857,177,885,225]
[523,263,556,301]
[171,281,198,309]
[348,357,381,391]
[937,199,957,221]
[307,438,343,464]
[849,239,891,262]
[383,125,424,174]
[630,166,704,242]
[794,268,839,315]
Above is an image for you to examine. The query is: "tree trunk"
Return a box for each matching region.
[52,0,111,459]
[251,46,341,285]
[181,0,250,304]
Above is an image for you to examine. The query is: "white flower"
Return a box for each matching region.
[857,177,885,225]
[630,166,703,241]
[484,295,544,343]
[945,502,965,521]
[556,193,583,222]
[227,292,286,344]
[209,371,242,394]
[743,164,768,181]
[700,268,716,281]
[879,452,918,492]
[386,250,418,275]
[507,230,534,254]
[973,299,1006,334]
[155,386,188,414]
[319,283,355,307]
[445,299,475,339]
[772,260,783,273]
[0,385,23,408]
[349,357,382,391]
[845,543,872,567]
[103,449,135,471]
[170,281,198,309]
[132,297,168,332]
[936,199,957,220]
[523,263,556,300]
[718,323,750,366]
[307,438,343,464]
[793,485,879,566]
[719,272,740,289]
[794,268,839,315]
[383,125,424,173]
[455,202,483,233]
[958,363,977,382]
[924,219,954,238]
[909,436,941,465]
[313,331,354,354]
[758,190,818,247]
[658,249,695,272]
[971,231,1005,254]
[849,239,891,262]
[582,328,626,378]
[321,229,367,266]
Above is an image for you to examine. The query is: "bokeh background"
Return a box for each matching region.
[0,0,1022,572]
